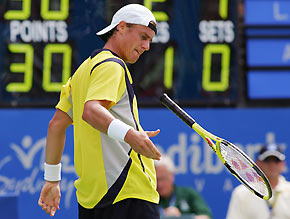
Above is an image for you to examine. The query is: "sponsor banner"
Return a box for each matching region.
[0,108,289,219]
[0,109,77,219]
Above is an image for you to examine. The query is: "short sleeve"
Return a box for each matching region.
[56,77,73,120]
[86,61,125,104]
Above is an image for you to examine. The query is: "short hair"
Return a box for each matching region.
[154,155,175,173]
[100,26,118,42]
[101,23,136,42]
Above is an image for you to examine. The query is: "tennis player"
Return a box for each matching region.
[226,143,290,219]
[38,4,161,219]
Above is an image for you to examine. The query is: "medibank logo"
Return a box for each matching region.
[0,135,76,209]
[157,132,287,175]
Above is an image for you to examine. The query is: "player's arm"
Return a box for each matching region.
[82,100,161,160]
[46,109,73,164]
[82,100,115,133]
[38,109,72,217]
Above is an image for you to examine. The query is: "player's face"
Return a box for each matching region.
[155,165,175,198]
[119,24,155,63]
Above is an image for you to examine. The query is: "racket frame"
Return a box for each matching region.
[160,93,272,200]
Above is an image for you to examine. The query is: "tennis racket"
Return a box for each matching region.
[160,93,272,200]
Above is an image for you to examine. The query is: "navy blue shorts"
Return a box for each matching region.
[78,198,160,219]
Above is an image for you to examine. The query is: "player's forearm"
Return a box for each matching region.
[82,100,161,160]
[45,109,72,164]
[45,124,66,164]
[82,100,115,133]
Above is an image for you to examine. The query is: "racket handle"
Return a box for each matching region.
[160,93,196,127]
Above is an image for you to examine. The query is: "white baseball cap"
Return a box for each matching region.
[258,143,285,161]
[96,4,157,38]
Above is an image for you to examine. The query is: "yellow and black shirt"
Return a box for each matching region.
[56,49,159,209]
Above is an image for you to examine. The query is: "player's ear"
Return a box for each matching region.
[117,21,127,34]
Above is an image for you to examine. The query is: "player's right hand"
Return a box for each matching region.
[125,129,161,160]
[38,181,61,217]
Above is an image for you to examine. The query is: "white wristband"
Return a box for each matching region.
[44,163,61,181]
[107,119,132,142]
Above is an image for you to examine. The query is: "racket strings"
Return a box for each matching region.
[220,142,269,197]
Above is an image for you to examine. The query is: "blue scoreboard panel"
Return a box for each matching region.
[245,0,290,103]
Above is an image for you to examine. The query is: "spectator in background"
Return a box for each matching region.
[155,155,212,219]
[226,143,290,219]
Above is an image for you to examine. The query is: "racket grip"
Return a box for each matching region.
[160,93,196,127]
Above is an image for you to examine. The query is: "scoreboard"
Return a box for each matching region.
[245,0,290,104]
[0,0,240,107]
[3,0,290,107]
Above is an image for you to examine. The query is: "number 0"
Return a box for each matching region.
[202,44,230,92]
[43,44,71,92]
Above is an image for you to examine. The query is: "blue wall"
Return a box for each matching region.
[0,108,289,219]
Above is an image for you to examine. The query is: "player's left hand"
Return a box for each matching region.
[125,129,161,160]
[38,181,61,216]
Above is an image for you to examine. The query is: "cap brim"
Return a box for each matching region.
[96,24,117,36]
[258,151,285,161]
